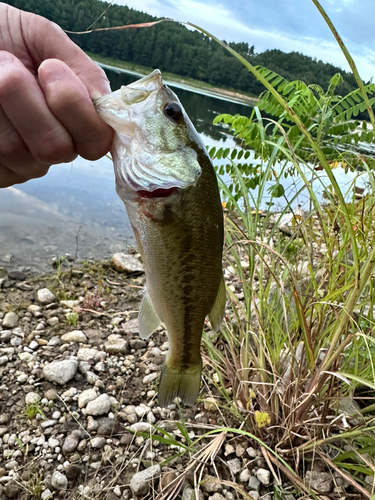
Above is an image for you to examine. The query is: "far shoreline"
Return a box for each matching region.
[94,60,257,108]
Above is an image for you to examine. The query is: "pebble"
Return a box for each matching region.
[111,253,144,274]
[41,489,52,500]
[122,318,138,334]
[85,394,111,416]
[43,359,78,385]
[305,471,332,493]
[90,437,106,449]
[248,476,260,491]
[48,437,60,448]
[51,471,68,491]
[239,468,251,483]
[37,288,56,304]
[2,312,18,329]
[105,334,128,354]
[183,486,204,500]
[256,468,271,485]
[0,356,8,366]
[130,464,160,496]
[227,458,241,475]
[201,476,222,493]
[78,388,98,408]
[77,348,101,362]
[143,373,158,384]
[61,330,87,343]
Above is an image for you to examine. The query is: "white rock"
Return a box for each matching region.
[111,253,144,273]
[37,288,56,304]
[129,422,152,433]
[18,352,32,362]
[256,468,271,485]
[61,330,87,343]
[51,471,67,490]
[17,374,28,384]
[48,437,60,448]
[77,348,101,361]
[130,464,160,496]
[85,394,111,416]
[27,304,42,316]
[104,334,128,354]
[25,392,40,405]
[2,312,18,328]
[41,489,52,500]
[143,373,158,384]
[78,388,98,408]
[43,359,78,385]
[0,356,8,366]
[29,340,39,350]
[90,437,106,449]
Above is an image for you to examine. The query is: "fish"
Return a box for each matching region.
[95,70,225,407]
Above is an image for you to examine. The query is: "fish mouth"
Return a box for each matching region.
[121,69,164,105]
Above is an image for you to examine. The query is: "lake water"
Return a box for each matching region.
[0,67,367,274]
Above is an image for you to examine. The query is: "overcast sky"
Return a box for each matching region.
[114,0,375,82]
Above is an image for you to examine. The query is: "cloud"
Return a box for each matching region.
[114,0,375,81]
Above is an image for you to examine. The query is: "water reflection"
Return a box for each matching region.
[0,67,249,273]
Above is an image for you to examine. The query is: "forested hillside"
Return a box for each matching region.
[7,0,359,96]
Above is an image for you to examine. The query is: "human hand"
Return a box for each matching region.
[0,3,113,187]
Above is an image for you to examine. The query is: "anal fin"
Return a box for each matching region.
[208,274,226,331]
[138,289,162,339]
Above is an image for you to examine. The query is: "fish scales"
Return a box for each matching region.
[95,70,225,406]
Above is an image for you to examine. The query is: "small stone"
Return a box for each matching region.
[208,494,225,500]
[48,437,60,448]
[77,347,101,361]
[224,443,235,456]
[66,464,84,481]
[256,468,271,486]
[51,471,67,491]
[182,486,204,500]
[130,464,160,496]
[246,447,257,458]
[61,330,87,343]
[227,458,241,475]
[305,471,332,493]
[201,476,222,493]
[3,480,20,498]
[86,371,99,384]
[43,359,78,385]
[47,317,59,327]
[248,492,260,500]
[105,334,128,354]
[25,392,40,405]
[97,417,117,436]
[41,489,52,500]
[122,318,138,334]
[27,304,42,316]
[90,437,106,449]
[204,397,218,412]
[0,356,8,366]
[239,468,251,483]
[248,476,260,491]
[85,394,111,416]
[86,416,99,432]
[112,253,144,274]
[62,434,79,455]
[78,388,98,408]
[2,312,18,329]
[8,271,26,281]
[143,373,158,384]
[128,338,147,350]
[37,288,56,304]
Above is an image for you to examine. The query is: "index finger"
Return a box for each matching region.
[20,8,111,98]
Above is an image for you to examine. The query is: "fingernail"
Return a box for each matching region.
[39,61,66,85]
[0,51,14,65]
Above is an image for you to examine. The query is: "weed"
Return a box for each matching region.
[23,402,45,420]
[66,311,79,327]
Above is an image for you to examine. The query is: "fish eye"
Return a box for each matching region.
[163,102,182,122]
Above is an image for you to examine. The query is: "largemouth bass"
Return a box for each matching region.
[95,70,225,406]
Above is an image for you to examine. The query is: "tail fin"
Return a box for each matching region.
[158,361,202,407]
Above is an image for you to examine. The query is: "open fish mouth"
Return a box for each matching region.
[95,69,202,197]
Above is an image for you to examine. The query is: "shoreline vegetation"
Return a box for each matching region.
[89,52,258,107]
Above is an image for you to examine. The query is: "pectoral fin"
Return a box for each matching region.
[208,274,226,331]
[138,289,162,339]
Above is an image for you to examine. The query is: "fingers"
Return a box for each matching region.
[21,9,111,98]
[39,59,113,160]
[0,51,77,165]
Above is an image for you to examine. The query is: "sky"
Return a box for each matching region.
[114,0,375,82]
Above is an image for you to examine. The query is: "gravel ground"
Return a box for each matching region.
[0,253,284,500]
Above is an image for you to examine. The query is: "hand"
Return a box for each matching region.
[0,3,113,187]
